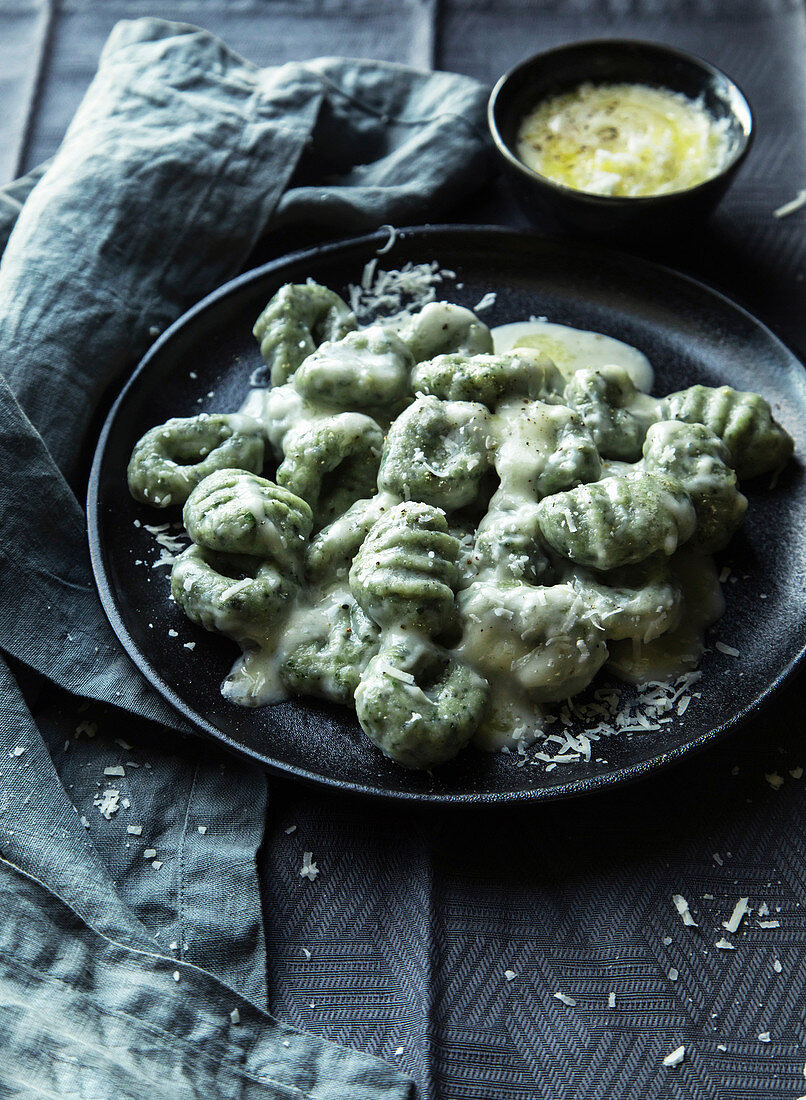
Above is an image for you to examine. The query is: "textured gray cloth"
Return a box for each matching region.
[0,17,489,1098]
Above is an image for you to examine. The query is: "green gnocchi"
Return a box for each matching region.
[128,279,794,772]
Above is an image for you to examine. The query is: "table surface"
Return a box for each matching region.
[5,2,806,1098]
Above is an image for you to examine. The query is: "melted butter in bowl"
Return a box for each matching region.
[516,82,734,198]
[487,39,754,237]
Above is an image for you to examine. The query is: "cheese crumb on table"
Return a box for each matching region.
[553,992,577,1007]
[663,1045,685,1067]
[672,894,698,927]
[722,897,749,933]
[300,852,319,881]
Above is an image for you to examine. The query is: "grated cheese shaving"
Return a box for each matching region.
[381,663,416,685]
[473,291,497,312]
[300,852,319,881]
[773,189,806,218]
[347,260,456,325]
[608,991,616,1008]
[375,225,397,255]
[715,641,739,657]
[672,894,698,927]
[663,1045,685,1067]
[553,992,577,1007]
[714,937,735,950]
[722,897,749,934]
[93,788,121,820]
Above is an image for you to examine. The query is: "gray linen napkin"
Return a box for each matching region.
[0,17,490,1098]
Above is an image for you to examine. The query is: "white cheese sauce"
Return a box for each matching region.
[492,320,654,392]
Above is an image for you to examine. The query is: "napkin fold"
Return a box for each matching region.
[0,17,490,1098]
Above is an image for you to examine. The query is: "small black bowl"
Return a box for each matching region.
[488,39,754,240]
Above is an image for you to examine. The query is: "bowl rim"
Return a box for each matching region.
[487,37,756,207]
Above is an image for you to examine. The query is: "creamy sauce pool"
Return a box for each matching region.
[492,320,655,392]
[230,317,721,752]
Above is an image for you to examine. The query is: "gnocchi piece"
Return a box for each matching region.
[398,301,493,362]
[350,500,460,633]
[306,492,400,584]
[293,327,413,412]
[354,634,489,769]
[411,350,564,408]
[661,383,794,479]
[568,557,683,644]
[471,503,555,587]
[457,581,608,702]
[378,395,492,511]
[564,365,660,461]
[642,421,747,551]
[127,413,265,508]
[281,593,380,705]
[253,282,356,385]
[494,400,602,502]
[170,544,295,644]
[277,412,384,527]
[536,472,696,569]
[183,469,313,568]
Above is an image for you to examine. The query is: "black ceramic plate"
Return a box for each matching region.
[88,226,806,804]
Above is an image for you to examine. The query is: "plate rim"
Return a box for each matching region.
[87,223,806,805]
